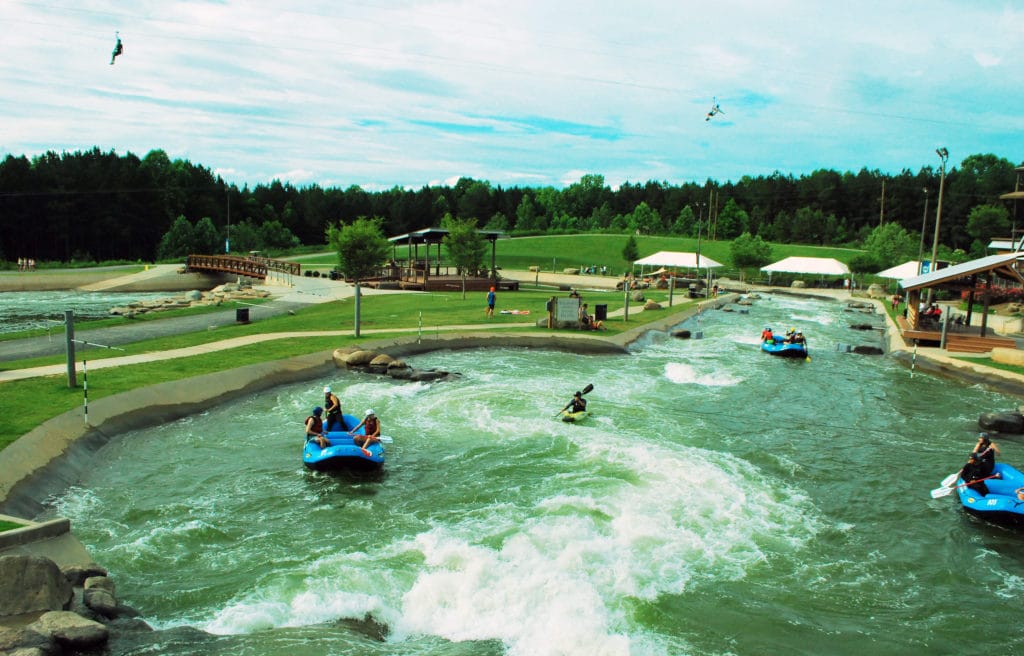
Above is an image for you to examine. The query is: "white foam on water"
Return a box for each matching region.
[664,361,742,387]
[381,435,816,656]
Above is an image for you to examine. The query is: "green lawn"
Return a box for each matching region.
[0,286,696,450]
[0,519,25,532]
[290,233,863,280]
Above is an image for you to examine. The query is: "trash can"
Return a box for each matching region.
[236,308,250,324]
[594,304,608,321]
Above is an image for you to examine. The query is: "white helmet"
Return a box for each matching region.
[365,409,375,417]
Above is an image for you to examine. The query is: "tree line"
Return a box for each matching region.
[0,147,1019,265]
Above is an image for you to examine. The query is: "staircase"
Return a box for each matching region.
[945,333,1018,353]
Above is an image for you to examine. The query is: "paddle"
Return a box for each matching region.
[930,474,1000,499]
[804,336,811,362]
[554,383,594,417]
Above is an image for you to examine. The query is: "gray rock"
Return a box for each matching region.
[410,370,448,382]
[0,555,72,616]
[30,611,109,649]
[62,564,108,587]
[84,588,119,618]
[979,411,1024,434]
[0,626,56,655]
[851,345,884,355]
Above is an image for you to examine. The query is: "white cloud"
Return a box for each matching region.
[2,0,1022,189]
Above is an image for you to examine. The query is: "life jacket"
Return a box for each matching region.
[364,416,379,436]
[306,415,323,433]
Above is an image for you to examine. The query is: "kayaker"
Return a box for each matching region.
[349,409,381,457]
[973,432,1000,476]
[562,391,587,415]
[323,386,344,431]
[305,407,329,449]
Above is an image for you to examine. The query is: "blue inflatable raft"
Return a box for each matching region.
[303,413,385,471]
[761,336,808,359]
[957,462,1024,527]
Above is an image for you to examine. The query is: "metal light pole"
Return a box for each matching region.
[926,148,949,304]
[916,188,929,275]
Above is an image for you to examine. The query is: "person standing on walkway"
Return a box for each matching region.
[323,386,344,431]
[486,287,496,318]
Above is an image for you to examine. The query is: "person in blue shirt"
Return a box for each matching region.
[485,287,496,318]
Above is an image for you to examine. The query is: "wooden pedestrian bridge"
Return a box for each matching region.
[185,254,301,280]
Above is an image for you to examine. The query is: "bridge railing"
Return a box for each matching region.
[186,255,301,279]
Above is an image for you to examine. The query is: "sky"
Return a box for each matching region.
[3,1,1023,191]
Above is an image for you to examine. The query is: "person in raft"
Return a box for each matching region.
[323,386,344,431]
[486,286,496,318]
[562,391,587,415]
[348,409,381,456]
[973,432,1001,477]
[760,326,774,343]
[305,407,330,449]
[959,452,999,496]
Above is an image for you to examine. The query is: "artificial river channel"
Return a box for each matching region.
[46,293,1024,655]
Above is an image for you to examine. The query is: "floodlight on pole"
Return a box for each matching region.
[926,148,949,303]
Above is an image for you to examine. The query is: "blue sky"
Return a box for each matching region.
[3,1,1022,190]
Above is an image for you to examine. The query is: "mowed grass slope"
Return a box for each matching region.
[294,233,862,277]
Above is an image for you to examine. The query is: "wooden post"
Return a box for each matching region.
[64,310,76,388]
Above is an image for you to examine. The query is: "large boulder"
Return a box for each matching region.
[62,564,108,587]
[83,576,119,618]
[0,555,72,616]
[992,347,1024,367]
[867,283,888,299]
[0,626,54,654]
[344,350,380,366]
[30,611,109,650]
[979,411,1024,434]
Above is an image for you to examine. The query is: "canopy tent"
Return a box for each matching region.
[876,261,921,280]
[633,251,723,270]
[761,256,850,276]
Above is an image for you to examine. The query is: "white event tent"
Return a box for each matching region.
[633,250,724,272]
[875,261,921,280]
[760,256,850,283]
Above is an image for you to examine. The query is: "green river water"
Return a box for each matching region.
[47,294,1024,655]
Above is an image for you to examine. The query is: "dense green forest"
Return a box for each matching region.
[0,147,1019,264]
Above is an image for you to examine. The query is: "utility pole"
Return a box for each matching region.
[927,148,949,304]
[916,188,929,275]
[879,180,886,226]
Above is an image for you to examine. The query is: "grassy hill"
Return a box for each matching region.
[296,233,864,278]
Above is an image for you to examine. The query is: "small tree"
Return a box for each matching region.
[863,222,916,270]
[622,235,639,263]
[730,232,772,280]
[966,204,1011,257]
[193,216,221,254]
[157,215,195,260]
[442,214,487,299]
[327,217,389,336]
